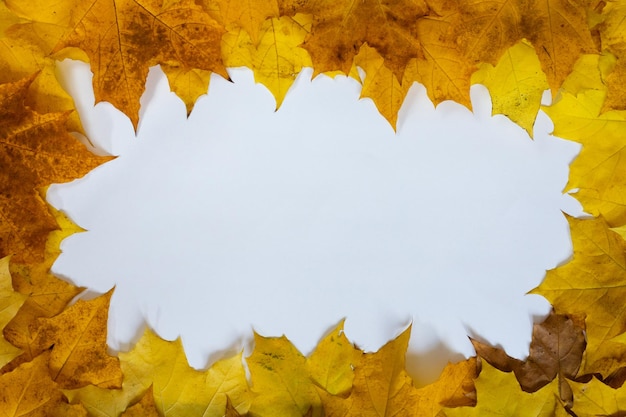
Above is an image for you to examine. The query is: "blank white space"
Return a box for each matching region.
[48,60,582,385]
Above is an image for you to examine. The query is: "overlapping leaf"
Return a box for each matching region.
[1,0,626,415]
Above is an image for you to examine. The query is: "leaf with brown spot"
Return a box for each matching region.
[0,75,110,265]
[248,332,322,417]
[7,0,229,129]
[531,216,626,377]
[278,0,429,80]
[306,320,361,396]
[470,311,585,405]
[0,350,72,416]
[3,203,85,367]
[318,326,419,417]
[222,14,313,109]
[27,289,122,389]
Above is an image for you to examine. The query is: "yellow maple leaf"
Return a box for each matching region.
[306,320,360,396]
[441,362,561,417]
[201,0,279,45]
[353,45,408,129]
[248,332,322,417]
[472,40,549,136]
[66,328,252,417]
[318,326,418,417]
[119,386,160,417]
[531,216,626,377]
[0,256,25,368]
[222,14,312,109]
[412,358,478,416]
[569,376,626,415]
[544,89,626,226]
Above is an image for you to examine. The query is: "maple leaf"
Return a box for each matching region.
[569,375,626,415]
[0,256,25,368]
[0,350,76,416]
[456,0,598,96]
[471,40,549,136]
[597,0,626,111]
[201,0,280,45]
[470,311,585,405]
[0,19,84,134]
[3,202,84,367]
[531,216,626,377]
[120,386,160,417]
[317,326,419,417]
[222,14,313,109]
[544,89,626,226]
[441,361,562,417]
[306,320,360,396]
[17,289,122,389]
[278,0,429,80]
[6,0,229,129]
[0,75,110,265]
[412,358,478,416]
[66,328,252,417]
[247,332,322,417]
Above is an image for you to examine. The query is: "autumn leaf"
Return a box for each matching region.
[597,0,626,111]
[544,89,626,226]
[202,0,279,45]
[0,75,110,265]
[14,289,121,389]
[532,216,626,377]
[3,202,84,367]
[0,350,75,416]
[457,0,597,95]
[222,14,313,109]
[353,45,408,129]
[248,332,322,417]
[412,358,478,416]
[318,326,419,417]
[0,256,25,368]
[120,386,160,417]
[470,311,585,405]
[5,0,229,128]
[66,327,252,417]
[569,375,626,416]
[471,40,549,136]
[306,320,360,397]
[278,0,429,80]
[441,361,561,417]
[0,3,84,133]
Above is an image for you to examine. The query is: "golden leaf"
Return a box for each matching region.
[544,89,626,226]
[0,75,110,265]
[318,326,418,417]
[441,362,560,416]
[248,332,322,417]
[67,328,252,417]
[306,320,360,396]
[0,256,25,368]
[222,14,312,109]
[472,40,549,136]
[532,216,626,377]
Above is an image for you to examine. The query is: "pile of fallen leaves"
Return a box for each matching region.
[1,0,626,415]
